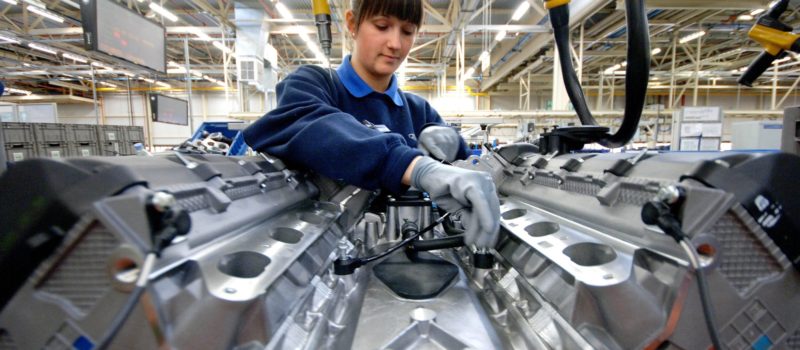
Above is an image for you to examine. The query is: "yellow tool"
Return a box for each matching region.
[312,0,333,61]
[740,0,800,86]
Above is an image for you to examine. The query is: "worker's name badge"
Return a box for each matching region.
[373,124,391,133]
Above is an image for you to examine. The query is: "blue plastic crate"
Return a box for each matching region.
[191,121,247,156]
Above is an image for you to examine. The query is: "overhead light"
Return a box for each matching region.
[479,51,489,61]
[5,87,32,95]
[168,60,181,67]
[511,1,530,21]
[63,52,88,63]
[275,2,293,20]
[91,61,111,70]
[155,81,171,88]
[60,0,79,9]
[494,30,507,42]
[604,64,622,75]
[678,30,706,44]
[651,48,662,55]
[120,70,135,77]
[751,8,765,16]
[28,42,57,55]
[0,33,20,44]
[27,5,64,23]
[774,56,791,64]
[621,61,628,67]
[465,67,475,77]
[140,77,155,84]
[650,76,659,81]
[738,67,748,72]
[738,14,754,21]
[212,40,232,54]
[215,81,226,87]
[148,2,178,22]
[98,81,118,88]
[2,0,18,5]
[190,70,203,77]
[188,27,212,41]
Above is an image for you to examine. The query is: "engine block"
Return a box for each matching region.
[0,147,798,350]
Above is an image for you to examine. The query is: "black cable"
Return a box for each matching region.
[95,285,146,350]
[680,240,726,350]
[407,235,464,252]
[96,252,157,350]
[643,201,725,350]
[360,213,450,264]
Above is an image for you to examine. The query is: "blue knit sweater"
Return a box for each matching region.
[243,57,468,194]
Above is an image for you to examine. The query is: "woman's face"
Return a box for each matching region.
[347,12,417,83]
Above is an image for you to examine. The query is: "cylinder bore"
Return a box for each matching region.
[270,227,303,244]
[525,222,560,237]
[217,251,271,278]
[562,242,617,267]
[501,209,527,220]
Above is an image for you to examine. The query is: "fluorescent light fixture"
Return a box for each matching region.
[650,76,659,80]
[774,56,791,64]
[140,77,155,84]
[155,81,171,88]
[298,30,312,44]
[479,51,489,61]
[494,30,507,42]
[6,87,32,95]
[621,61,628,67]
[91,61,111,70]
[651,48,662,55]
[28,42,57,55]
[188,27,212,41]
[0,33,20,44]
[27,5,64,23]
[168,60,180,67]
[60,0,79,9]
[751,8,765,16]
[120,71,135,77]
[98,81,118,88]
[190,70,203,77]
[63,52,88,63]
[511,1,530,21]
[275,2,293,19]
[738,67,748,72]
[738,14,754,21]
[215,80,226,87]
[148,2,177,22]
[465,67,475,77]
[212,41,232,54]
[678,30,706,44]
[604,64,621,75]
[2,0,18,5]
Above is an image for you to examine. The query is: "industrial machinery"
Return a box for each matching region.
[1,0,800,350]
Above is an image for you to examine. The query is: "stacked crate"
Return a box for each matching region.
[33,123,70,159]
[2,122,36,163]
[97,125,124,156]
[122,126,145,155]
[67,124,100,157]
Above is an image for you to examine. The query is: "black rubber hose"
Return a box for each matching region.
[548,0,650,148]
[604,0,651,148]
[408,235,465,252]
[550,5,596,126]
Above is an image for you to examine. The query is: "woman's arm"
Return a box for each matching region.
[243,66,423,194]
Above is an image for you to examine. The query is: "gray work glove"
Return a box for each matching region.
[411,157,501,248]
[418,126,461,163]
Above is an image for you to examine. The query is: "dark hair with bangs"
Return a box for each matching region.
[351,0,423,30]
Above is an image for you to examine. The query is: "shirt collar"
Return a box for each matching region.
[336,55,404,107]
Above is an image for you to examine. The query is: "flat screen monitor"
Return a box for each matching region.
[81,0,166,72]
[150,95,188,126]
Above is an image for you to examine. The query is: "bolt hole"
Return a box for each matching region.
[112,258,139,285]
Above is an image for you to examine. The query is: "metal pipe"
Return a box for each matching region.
[184,38,195,133]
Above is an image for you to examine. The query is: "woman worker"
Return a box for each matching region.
[243,0,500,249]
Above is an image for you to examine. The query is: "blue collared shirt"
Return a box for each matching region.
[336,55,404,107]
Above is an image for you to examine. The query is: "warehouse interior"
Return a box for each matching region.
[1,0,799,349]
